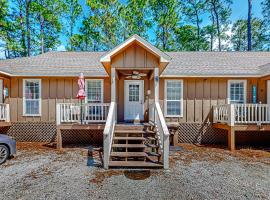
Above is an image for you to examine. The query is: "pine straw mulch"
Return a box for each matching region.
[170,143,270,167]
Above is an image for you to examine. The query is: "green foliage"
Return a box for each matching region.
[175,25,209,51]
[149,0,180,51]
[120,0,151,39]
[63,0,82,50]
[1,0,270,58]
[262,0,270,49]
[231,18,267,51]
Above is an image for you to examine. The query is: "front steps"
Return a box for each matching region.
[108,123,163,168]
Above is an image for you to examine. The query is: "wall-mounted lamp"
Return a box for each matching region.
[147,90,151,96]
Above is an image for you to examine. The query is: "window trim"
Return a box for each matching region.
[23,79,42,116]
[164,79,183,118]
[85,79,104,103]
[227,80,247,104]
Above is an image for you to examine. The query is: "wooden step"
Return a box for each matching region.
[146,144,159,148]
[112,144,146,148]
[115,130,155,134]
[114,137,145,141]
[109,161,163,168]
[111,152,146,157]
[146,152,161,157]
[144,122,155,127]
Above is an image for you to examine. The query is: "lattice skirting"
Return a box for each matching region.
[177,123,227,144]
[176,123,270,145]
[6,122,57,142]
[2,122,103,144]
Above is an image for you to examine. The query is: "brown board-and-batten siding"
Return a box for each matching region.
[160,77,268,145]
[8,77,111,122]
[5,77,110,143]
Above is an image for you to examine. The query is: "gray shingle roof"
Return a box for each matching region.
[0,51,108,77]
[0,51,270,77]
[162,52,270,77]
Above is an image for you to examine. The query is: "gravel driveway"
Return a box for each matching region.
[0,143,269,200]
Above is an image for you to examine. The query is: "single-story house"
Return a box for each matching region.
[0,35,269,169]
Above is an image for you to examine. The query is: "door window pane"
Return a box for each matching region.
[129,84,139,102]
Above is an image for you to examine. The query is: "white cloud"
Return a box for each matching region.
[56,45,66,51]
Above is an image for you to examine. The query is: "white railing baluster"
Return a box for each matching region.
[214,103,270,126]
[0,103,9,122]
[56,103,110,124]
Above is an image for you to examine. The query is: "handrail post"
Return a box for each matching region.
[229,104,235,126]
[56,104,61,125]
[258,102,262,126]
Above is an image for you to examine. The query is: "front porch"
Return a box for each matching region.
[213,103,270,150]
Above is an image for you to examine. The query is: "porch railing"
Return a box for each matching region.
[56,103,110,125]
[149,102,170,170]
[103,102,117,169]
[0,103,10,122]
[213,103,270,126]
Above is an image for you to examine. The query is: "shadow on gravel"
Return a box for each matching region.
[87,145,103,167]
[124,170,151,180]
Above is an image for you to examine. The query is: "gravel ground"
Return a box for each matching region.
[0,142,270,200]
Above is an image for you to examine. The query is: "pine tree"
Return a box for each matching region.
[149,0,180,51]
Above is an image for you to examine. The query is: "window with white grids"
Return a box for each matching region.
[23,79,41,116]
[165,80,183,117]
[85,79,104,103]
[228,80,247,104]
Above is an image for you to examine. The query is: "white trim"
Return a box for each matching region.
[267,80,270,104]
[23,79,42,116]
[227,80,247,104]
[164,79,183,118]
[85,79,104,103]
[160,74,263,78]
[124,80,144,121]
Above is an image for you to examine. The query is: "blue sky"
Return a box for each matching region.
[59,0,264,49]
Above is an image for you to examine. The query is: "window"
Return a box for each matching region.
[23,79,41,116]
[129,85,139,102]
[165,80,183,117]
[85,79,104,103]
[228,80,247,104]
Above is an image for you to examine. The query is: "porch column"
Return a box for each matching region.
[111,68,116,102]
[228,127,235,151]
[154,67,159,103]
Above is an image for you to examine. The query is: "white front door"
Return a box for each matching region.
[124,80,144,121]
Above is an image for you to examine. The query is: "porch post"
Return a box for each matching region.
[228,127,235,151]
[154,67,159,103]
[111,68,116,103]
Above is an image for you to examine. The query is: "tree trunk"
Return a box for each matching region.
[26,0,31,56]
[210,10,215,51]
[212,1,221,51]
[247,0,252,51]
[40,15,44,54]
[195,10,200,51]
[18,0,27,56]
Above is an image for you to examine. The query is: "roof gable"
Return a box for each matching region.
[100,34,171,63]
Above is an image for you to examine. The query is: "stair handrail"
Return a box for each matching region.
[103,102,116,169]
[152,102,170,170]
